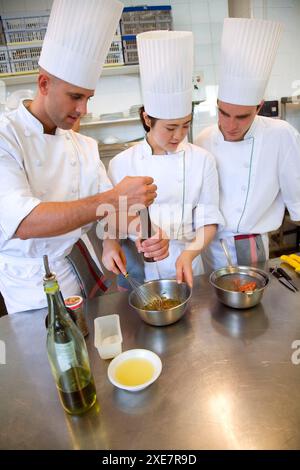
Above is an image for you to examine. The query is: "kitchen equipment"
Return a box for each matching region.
[269,266,298,292]
[220,238,234,266]
[129,279,191,326]
[209,266,269,309]
[280,255,300,273]
[94,314,122,360]
[140,207,155,263]
[209,239,269,309]
[107,348,162,392]
[124,272,162,307]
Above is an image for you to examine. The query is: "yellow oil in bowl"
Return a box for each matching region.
[115,358,154,386]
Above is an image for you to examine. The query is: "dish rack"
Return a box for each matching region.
[104,36,124,67]
[120,6,172,65]
[0,11,124,76]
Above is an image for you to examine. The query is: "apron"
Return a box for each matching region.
[0,252,80,314]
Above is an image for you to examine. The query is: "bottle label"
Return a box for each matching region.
[55,342,77,372]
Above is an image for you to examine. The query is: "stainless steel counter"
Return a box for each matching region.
[1,264,300,450]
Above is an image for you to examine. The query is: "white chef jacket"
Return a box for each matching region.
[0,101,112,313]
[108,139,223,280]
[195,115,300,270]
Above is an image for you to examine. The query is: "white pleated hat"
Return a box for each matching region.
[39,0,123,90]
[137,31,193,119]
[218,18,282,105]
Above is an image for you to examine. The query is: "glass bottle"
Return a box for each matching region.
[43,255,97,415]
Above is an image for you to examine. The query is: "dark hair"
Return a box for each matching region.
[139,106,158,132]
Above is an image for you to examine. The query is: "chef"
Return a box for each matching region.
[107,31,224,288]
[196,18,300,270]
[0,0,166,314]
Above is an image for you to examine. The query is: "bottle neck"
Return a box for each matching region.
[44,279,70,328]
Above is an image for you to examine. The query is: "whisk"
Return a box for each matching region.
[124,272,162,308]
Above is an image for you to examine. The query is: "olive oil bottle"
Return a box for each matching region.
[43,255,96,415]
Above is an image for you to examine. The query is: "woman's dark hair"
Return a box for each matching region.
[139,106,158,132]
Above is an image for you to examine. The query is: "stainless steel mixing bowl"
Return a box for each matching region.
[209,265,269,309]
[129,279,192,326]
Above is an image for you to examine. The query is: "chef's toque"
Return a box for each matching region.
[38,0,123,90]
[137,30,193,119]
[218,18,282,106]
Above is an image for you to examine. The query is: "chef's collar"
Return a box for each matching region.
[141,137,185,157]
[19,100,68,136]
[217,114,259,142]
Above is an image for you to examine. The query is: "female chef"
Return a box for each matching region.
[105,31,223,288]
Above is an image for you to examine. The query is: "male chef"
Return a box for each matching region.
[196,18,300,270]
[0,0,167,314]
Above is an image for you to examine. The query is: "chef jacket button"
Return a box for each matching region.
[24,130,31,137]
[36,159,41,166]
[70,160,76,166]
[65,134,71,140]
[244,162,250,168]
[241,185,247,191]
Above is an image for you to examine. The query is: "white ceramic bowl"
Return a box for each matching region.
[107,349,162,392]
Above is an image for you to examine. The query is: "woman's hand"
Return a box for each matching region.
[175,250,198,288]
[102,239,127,275]
[135,228,169,261]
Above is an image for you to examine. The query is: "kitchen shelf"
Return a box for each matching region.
[80,116,140,128]
[0,64,140,85]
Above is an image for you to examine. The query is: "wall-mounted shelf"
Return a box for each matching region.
[0,64,140,86]
[80,116,140,128]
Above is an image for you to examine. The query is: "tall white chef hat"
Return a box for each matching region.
[137,31,193,119]
[218,18,282,106]
[38,0,123,90]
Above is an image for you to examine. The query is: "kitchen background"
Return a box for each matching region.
[1,0,300,141]
[0,0,300,257]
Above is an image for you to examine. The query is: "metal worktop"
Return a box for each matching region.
[1,264,300,450]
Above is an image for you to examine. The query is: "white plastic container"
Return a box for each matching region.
[94,314,122,360]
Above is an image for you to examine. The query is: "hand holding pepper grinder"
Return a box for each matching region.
[140,207,155,263]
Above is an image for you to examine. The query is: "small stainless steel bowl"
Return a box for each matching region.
[209,265,269,309]
[129,279,192,326]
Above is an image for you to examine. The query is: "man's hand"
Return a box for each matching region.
[102,239,127,275]
[114,176,157,207]
[175,250,198,289]
[136,228,169,261]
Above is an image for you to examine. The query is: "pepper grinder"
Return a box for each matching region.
[140,207,155,263]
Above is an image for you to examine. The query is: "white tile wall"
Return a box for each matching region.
[0,0,229,139]
[253,0,300,130]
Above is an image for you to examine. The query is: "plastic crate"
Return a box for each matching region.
[8,43,42,62]
[104,36,124,66]
[4,28,47,44]
[120,5,172,36]
[122,35,138,65]
[2,11,49,31]
[0,61,11,74]
[10,58,39,73]
[0,46,9,63]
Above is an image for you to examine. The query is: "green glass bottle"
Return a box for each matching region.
[43,255,97,415]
